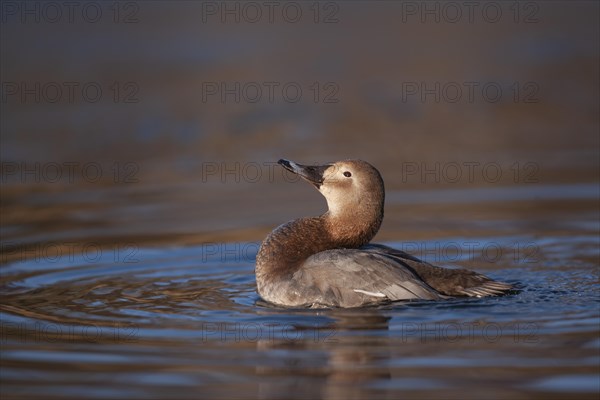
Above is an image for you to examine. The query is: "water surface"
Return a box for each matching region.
[1,183,598,399]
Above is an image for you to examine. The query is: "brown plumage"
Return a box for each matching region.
[255,159,513,308]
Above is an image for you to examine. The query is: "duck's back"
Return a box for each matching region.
[288,248,443,308]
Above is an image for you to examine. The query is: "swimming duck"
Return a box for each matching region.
[255,159,512,308]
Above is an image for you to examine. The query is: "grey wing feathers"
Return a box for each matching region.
[454,280,513,297]
[362,244,513,297]
[294,249,442,307]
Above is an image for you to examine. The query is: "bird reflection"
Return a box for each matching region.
[255,308,392,399]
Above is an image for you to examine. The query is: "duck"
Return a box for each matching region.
[255,159,513,308]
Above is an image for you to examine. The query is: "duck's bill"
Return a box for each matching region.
[278,159,331,189]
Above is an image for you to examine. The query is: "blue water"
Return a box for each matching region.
[1,232,598,399]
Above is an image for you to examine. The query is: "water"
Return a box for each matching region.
[1,183,598,400]
[2,1,599,398]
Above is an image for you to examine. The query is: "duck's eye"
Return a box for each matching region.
[343,171,352,177]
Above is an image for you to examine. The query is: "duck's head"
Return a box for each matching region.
[278,159,385,243]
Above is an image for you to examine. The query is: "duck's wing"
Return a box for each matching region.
[362,244,513,297]
[292,249,443,308]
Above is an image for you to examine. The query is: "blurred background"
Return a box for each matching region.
[1,1,599,399]
[2,1,598,246]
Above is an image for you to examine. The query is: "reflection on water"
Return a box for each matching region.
[1,1,599,398]
[1,186,599,398]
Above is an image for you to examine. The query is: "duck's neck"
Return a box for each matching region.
[255,210,383,287]
[324,207,383,248]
